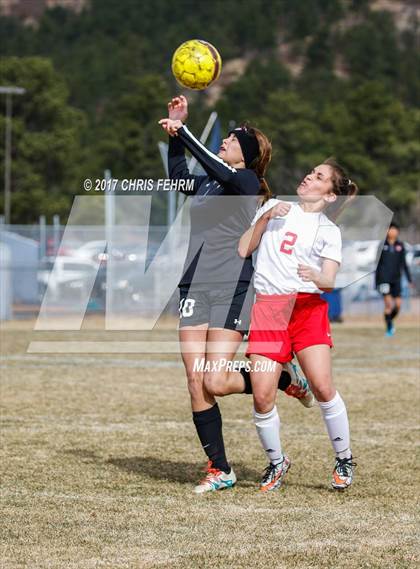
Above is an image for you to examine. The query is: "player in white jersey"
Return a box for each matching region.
[238,158,358,491]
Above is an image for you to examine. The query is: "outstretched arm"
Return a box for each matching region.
[176,124,238,184]
[160,118,238,185]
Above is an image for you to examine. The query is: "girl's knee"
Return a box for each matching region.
[313,383,335,403]
[203,373,227,397]
[253,392,276,414]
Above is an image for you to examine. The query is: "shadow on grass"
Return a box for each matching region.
[64,449,332,490]
[64,448,260,484]
[107,456,260,485]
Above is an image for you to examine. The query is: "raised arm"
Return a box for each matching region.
[161,95,233,182]
[164,95,204,195]
[176,124,238,184]
[167,135,205,195]
[160,118,239,183]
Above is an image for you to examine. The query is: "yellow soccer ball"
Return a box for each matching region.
[172,39,222,90]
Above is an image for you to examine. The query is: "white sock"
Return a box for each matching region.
[253,406,283,465]
[319,392,352,459]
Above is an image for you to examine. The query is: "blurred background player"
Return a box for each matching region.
[375,222,412,337]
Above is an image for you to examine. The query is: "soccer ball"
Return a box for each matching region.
[171,39,222,90]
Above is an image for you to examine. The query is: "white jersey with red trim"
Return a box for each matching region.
[251,200,342,295]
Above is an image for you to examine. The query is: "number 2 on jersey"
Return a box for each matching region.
[280,232,297,255]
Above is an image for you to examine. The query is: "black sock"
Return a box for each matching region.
[192,404,230,473]
[390,307,399,320]
[240,367,291,392]
[385,312,393,331]
[278,371,292,391]
[240,368,253,394]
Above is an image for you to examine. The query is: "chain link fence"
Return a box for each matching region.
[0,217,418,322]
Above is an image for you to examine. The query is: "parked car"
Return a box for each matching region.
[91,251,172,311]
[91,263,138,309]
[38,256,99,302]
[338,241,379,301]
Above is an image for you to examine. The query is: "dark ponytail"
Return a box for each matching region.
[323,157,359,221]
[258,176,272,204]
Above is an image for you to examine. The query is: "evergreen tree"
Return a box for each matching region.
[0,57,86,223]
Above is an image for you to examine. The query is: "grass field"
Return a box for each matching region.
[1,320,419,568]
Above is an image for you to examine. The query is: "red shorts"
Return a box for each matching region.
[245,292,333,363]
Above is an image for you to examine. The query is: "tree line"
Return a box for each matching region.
[0,0,418,224]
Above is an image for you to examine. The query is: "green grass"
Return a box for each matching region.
[1,323,419,568]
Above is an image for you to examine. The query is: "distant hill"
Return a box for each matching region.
[0,0,87,25]
[0,0,419,224]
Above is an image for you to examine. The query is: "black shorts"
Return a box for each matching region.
[378,281,401,298]
[178,282,254,332]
